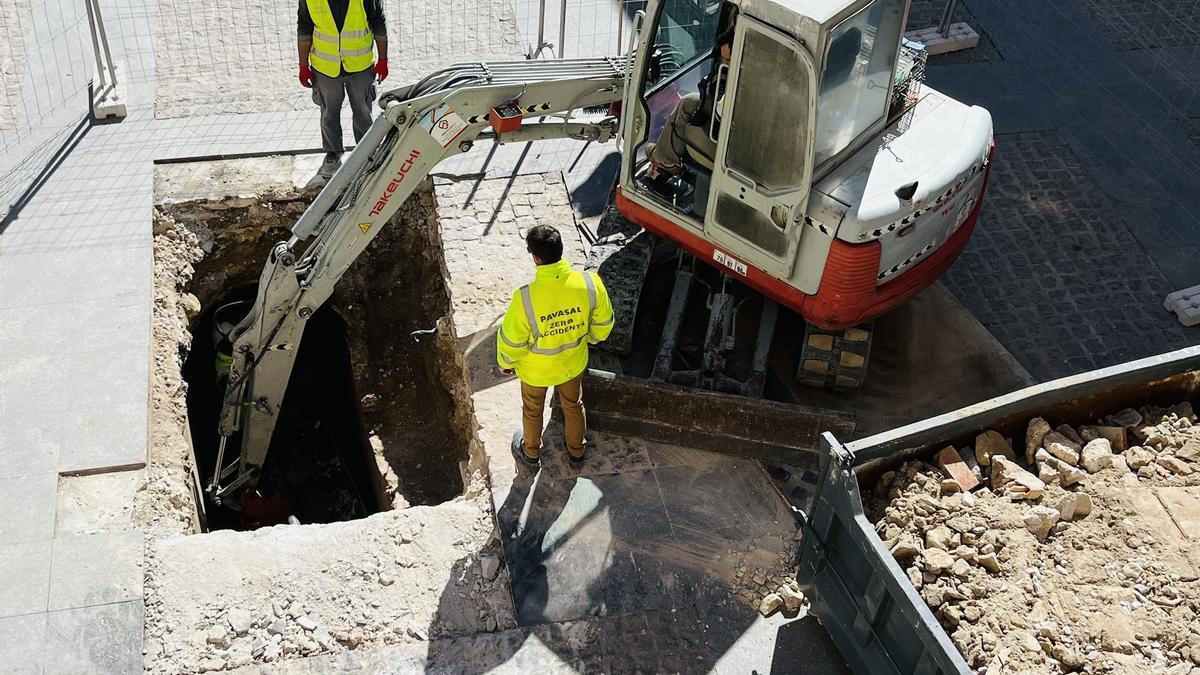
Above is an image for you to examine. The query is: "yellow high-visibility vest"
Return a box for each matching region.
[306,0,375,77]
[497,259,615,387]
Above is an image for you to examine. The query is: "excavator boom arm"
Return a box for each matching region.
[211,58,626,503]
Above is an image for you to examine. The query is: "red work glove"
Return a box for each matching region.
[374,59,388,83]
[298,64,313,88]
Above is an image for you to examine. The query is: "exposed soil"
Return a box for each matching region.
[146,179,470,531]
[870,401,1200,674]
[141,169,506,672]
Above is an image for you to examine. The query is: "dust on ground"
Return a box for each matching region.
[870,402,1200,674]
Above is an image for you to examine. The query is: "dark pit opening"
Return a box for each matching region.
[184,285,382,530]
[160,179,470,532]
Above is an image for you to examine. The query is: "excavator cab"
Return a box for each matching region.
[617,0,989,336]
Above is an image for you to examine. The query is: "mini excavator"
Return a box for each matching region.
[207,0,993,506]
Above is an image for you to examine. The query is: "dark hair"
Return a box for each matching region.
[526,224,563,264]
[716,27,735,49]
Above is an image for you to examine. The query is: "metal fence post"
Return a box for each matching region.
[85,0,126,119]
[937,0,959,39]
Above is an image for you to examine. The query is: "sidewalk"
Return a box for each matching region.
[0,0,530,671]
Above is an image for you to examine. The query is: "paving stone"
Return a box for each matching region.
[0,355,64,479]
[0,612,47,673]
[48,530,144,611]
[0,540,52,617]
[1076,0,1200,51]
[0,473,57,544]
[44,600,143,674]
[0,246,151,311]
[58,348,149,474]
[942,131,1197,381]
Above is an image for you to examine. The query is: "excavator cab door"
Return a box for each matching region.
[703,18,817,280]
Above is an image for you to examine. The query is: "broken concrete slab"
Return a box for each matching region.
[48,530,144,611]
[55,470,143,536]
[1155,488,1200,539]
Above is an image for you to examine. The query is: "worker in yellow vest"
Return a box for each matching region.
[297,0,389,178]
[497,225,615,466]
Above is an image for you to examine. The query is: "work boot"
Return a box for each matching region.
[318,152,341,178]
[567,442,586,468]
[511,429,540,466]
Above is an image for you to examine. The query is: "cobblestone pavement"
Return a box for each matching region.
[923,0,1200,382]
[942,131,1195,379]
[1075,0,1200,51]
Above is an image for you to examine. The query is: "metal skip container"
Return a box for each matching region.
[794,346,1200,674]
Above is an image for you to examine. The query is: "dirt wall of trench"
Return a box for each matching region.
[139,178,486,534]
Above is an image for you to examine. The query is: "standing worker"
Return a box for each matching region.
[497,225,614,466]
[297,0,389,178]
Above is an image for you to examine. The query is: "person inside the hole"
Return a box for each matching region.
[497,225,614,466]
[644,28,734,178]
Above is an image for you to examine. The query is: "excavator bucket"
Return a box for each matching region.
[579,369,856,466]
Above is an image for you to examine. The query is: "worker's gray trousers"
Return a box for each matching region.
[312,68,377,155]
[647,92,717,170]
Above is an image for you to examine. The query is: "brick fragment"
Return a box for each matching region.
[937,446,980,492]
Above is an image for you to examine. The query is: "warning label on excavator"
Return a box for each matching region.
[420,104,469,147]
[713,249,748,276]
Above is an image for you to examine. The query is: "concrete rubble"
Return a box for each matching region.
[869,402,1200,673]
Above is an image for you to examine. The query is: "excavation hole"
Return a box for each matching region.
[154,173,470,532]
[184,285,380,529]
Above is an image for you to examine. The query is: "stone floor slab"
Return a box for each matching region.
[0,245,152,311]
[58,347,149,474]
[0,611,48,674]
[0,473,57,544]
[48,530,144,611]
[44,600,143,674]
[0,540,52,617]
[0,355,65,479]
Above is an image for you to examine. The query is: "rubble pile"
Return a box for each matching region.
[869,401,1200,674]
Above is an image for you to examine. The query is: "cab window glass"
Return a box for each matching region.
[813,0,905,167]
[643,0,724,90]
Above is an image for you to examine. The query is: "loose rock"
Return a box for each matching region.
[1026,417,1052,464]
[923,548,956,574]
[1023,506,1060,541]
[1080,438,1113,473]
[480,554,501,581]
[1156,456,1193,475]
[990,456,1046,500]
[759,593,783,617]
[975,430,1015,467]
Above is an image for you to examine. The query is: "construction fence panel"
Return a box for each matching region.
[0,0,96,224]
[152,0,525,120]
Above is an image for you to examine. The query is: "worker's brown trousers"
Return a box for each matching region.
[520,374,585,458]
